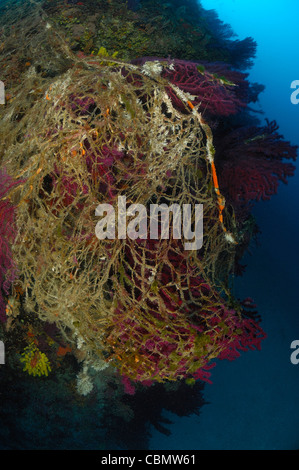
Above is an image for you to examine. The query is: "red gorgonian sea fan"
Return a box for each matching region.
[131,57,249,116]
[104,237,266,389]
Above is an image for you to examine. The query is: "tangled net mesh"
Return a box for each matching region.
[0,0,264,386]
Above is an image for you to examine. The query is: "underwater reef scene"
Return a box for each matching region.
[0,0,297,450]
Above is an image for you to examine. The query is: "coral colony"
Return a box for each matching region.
[0,0,297,398]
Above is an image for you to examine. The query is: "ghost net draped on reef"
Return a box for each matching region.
[0,0,266,393]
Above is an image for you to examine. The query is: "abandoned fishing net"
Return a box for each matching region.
[0,0,265,391]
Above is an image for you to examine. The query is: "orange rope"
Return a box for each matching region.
[211,161,226,228]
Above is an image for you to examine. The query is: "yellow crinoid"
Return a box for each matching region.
[20,343,52,377]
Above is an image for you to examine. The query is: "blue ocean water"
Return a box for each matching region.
[150,0,299,450]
